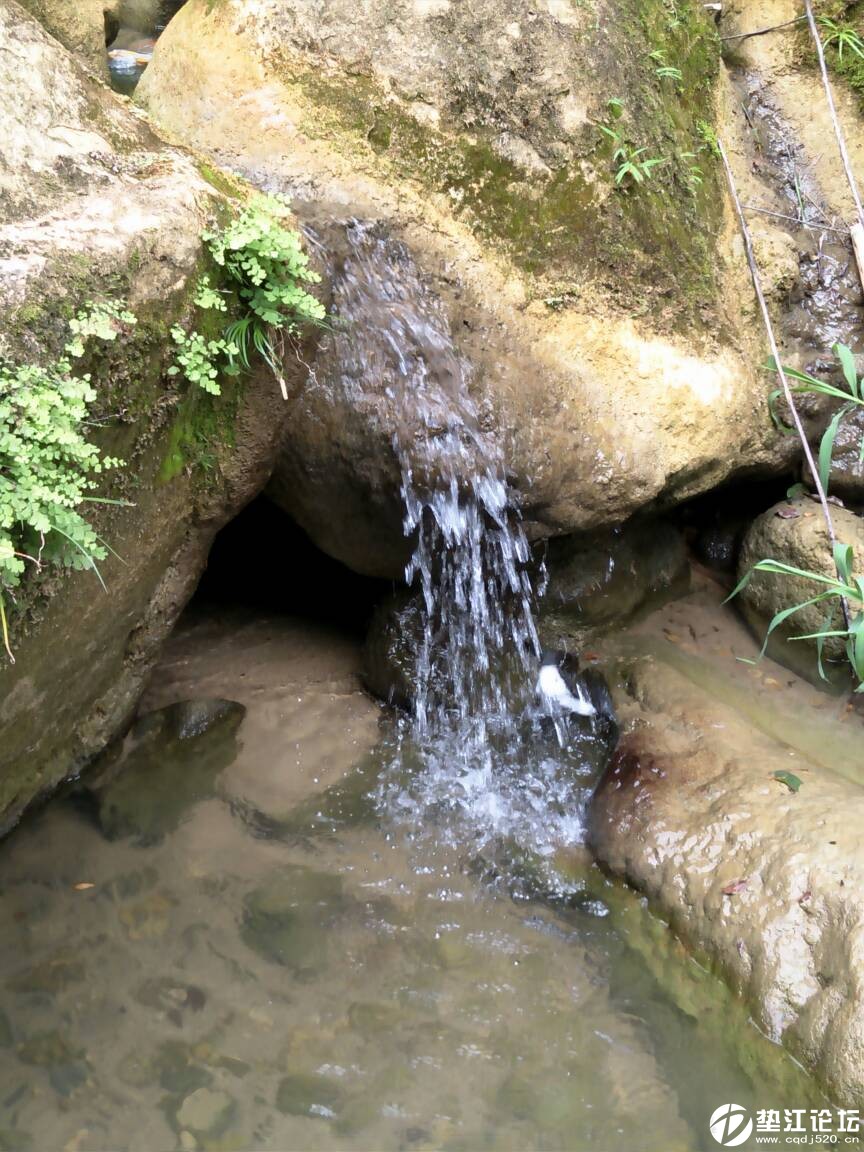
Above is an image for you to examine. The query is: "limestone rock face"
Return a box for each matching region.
[590,655,864,1106]
[138,0,799,577]
[16,0,117,73]
[737,501,864,666]
[0,1,313,832]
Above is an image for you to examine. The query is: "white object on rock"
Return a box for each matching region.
[537,663,596,717]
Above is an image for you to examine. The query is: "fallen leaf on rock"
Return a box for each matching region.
[72,883,95,891]
[772,770,802,793]
[775,506,800,519]
[722,879,749,896]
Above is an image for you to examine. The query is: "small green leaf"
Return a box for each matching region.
[833,343,859,398]
[772,770,802,793]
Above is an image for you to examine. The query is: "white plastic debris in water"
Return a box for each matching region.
[536,663,596,717]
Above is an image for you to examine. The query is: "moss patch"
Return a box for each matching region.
[196,160,248,200]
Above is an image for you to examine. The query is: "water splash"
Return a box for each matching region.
[326,222,602,857]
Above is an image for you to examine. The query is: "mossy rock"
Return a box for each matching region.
[0,3,318,837]
[138,0,798,583]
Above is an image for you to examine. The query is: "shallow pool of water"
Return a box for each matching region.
[0,612,822,1152]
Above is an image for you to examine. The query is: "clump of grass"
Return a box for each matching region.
[729,542,864,690]
[730,343,864,690]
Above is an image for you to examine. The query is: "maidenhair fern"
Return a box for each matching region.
[0,302,130,659]
[172,194,325,396]
[0,357,122,658]
[168,326,236,396]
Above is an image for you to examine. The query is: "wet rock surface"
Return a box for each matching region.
[591,576,864,1105]
[539,519,689,645]
[362,591,421,710]
[829,408,864,504]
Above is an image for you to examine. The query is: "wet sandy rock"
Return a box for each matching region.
[140,615,383,831]
[590,655,864,1105]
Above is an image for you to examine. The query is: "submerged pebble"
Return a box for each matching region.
[240,866,348,975]
[276,1072,344,1118]
[174,1087,237,1140]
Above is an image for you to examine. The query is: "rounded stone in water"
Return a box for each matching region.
[240,866,350,976]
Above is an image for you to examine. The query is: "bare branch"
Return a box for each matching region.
[721,15,806,42]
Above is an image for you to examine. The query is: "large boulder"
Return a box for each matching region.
[137,0,801,577]
[590,653,864,1106]
[737,501,864,672]
[0,0,317,832]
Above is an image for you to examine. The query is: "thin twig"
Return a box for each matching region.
[718,138,851,629]
[804,0,864,230]
[721,15,806,42]
[741,202,850,235]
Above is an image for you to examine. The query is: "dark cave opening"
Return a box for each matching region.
[192,494,394,636]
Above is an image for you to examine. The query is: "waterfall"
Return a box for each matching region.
[325,222,599,857]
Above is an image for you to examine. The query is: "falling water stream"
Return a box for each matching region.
[321,223,598,861]
[0,223,825,1151]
